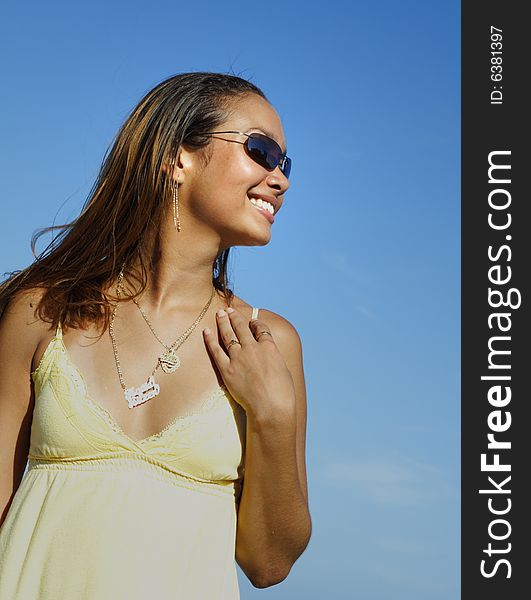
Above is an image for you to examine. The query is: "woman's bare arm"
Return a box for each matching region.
[0,290,45,529]
[234,312,311,587]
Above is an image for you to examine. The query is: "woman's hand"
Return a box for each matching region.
[202,307,296,420]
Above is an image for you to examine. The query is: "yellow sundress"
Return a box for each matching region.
[0,308,258,599]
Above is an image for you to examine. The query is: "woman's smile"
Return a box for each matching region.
[247,196,275,224]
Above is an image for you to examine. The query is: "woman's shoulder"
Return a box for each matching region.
[0,287,54,373]
[230,295,301,345]
[1,286,51,330]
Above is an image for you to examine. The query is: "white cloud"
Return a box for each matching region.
[313,454,457,508]
[320,249,370,283]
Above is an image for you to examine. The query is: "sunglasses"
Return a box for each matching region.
[205,130,292,179]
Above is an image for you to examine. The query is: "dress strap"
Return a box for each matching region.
[251,307,259,320]
[55,320,63,338]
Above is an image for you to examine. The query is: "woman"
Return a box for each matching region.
[0,72,311,599]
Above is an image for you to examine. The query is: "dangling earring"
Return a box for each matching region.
[172,182,181,232]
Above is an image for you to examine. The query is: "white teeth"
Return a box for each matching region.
[249,197,274,214]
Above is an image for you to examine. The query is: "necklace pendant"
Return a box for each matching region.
[124,375,161,409]
[159,350,181,374]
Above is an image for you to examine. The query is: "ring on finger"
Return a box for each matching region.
[255,331,273,341]
[226,339,241,350]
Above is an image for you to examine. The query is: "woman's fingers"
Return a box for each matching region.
[202,324,231,371]
[203,307,288,413]
[204,306,270,376]
[249,317,275,346]
[213,309,240,352]
[220,307,256,347]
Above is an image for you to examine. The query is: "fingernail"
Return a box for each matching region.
[226,307,235,314]
[204,328,211,335]
[217,309,226,317]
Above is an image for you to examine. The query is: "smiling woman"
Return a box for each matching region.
[0,72,311,599]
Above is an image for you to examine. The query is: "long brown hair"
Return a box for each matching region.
[0,72,268,333]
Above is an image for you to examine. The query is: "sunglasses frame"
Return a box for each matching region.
[204,130,291,178]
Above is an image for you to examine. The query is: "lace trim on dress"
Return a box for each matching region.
[53,336,229,444]
[33,319,234,445]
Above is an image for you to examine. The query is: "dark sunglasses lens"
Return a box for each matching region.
[282,157,292,178]
[246,134,276,170]
[247,134,290,178]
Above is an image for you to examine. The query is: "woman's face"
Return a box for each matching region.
[177,93,290,248]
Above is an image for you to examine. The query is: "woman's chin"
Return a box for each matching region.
[234,224,272,247]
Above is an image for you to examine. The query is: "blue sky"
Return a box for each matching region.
[1,1,460,598]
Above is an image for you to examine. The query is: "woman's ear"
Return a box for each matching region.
[163,146,200,185]
[162,149,184,184]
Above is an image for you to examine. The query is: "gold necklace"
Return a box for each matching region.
[132,288,215,374]
[109,268,216,409]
